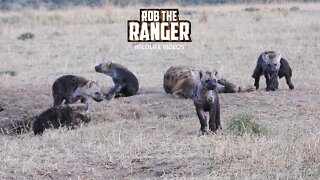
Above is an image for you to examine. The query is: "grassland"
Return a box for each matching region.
[0,3,320,179]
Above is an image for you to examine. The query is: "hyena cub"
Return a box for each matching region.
[252,51,294,91]
[33,104,90,135]
[193,71,221,135]
[52,75,104,107]
[95,61,139,100]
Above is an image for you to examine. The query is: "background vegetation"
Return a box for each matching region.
[0,0,319,10]
[0,1,320,179]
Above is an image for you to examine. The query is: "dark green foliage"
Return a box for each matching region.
[17,32,34,41]
[227,113,267,136]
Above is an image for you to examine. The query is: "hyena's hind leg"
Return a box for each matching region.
[218,78,255,93]
[279,70,294,90]
[172,90,186,98]
[285,75,294,90]
[238,85,255,92]
[217,78,238,93]
[275,78,279,89]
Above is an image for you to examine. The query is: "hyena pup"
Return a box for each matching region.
[95,61,139,100]
[193,71,221,135]
[33,104,90,135]
[52,75,104,107]
[252,51,294,91]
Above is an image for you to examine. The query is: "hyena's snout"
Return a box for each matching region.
[203,79,217,90]
[267,63,279,72]
[95,64,103,73]
[92,92,104,102]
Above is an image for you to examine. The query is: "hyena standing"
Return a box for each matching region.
[252,51,294,91]
[52,75,104,107]
[193,71,221,135]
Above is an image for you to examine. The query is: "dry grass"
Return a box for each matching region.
[0,3,320,179]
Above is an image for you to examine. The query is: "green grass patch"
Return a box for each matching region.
[227,113,267,136]
[17,32,34,41]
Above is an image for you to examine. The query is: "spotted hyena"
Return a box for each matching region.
[252,51,294,91]
[95,61,139,100]
[52,75,104,107]
[193,71,221,135]
[33,104,91,135]
[163,66,254,99]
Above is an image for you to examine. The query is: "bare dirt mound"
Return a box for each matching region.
[1,86,319,136]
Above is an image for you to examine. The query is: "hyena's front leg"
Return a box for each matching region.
[105,83,125,100]
[215,98,221,130]
[275,78,279,89]
[196,108,208,135]
[209,107,217,132]
[217,78,237,93]
[252,66,263,90]
[268,71,278,91]
[67,88,82,104]
[264,73,271,91]
[209,98,221,132]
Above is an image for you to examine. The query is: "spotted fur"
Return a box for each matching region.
[193,71,221,135]
[252,51,294,91]
[163,66,254,99]
[33,104,91,135]
[52,75,103,107]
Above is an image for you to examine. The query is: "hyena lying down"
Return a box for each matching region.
[163,66,255,99]
[252,51,294,91]
[33,104,90,135]
[52,75,104,107]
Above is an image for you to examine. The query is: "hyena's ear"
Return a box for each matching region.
[105,61,112,67]
[190,70,197,78]
[213,70,219,79]
[84,103,89,112]
[199,71,203,79]
[87,81,94,89]
[277,54,282,63]
[88,81,100,88]
[262,53,269,63]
